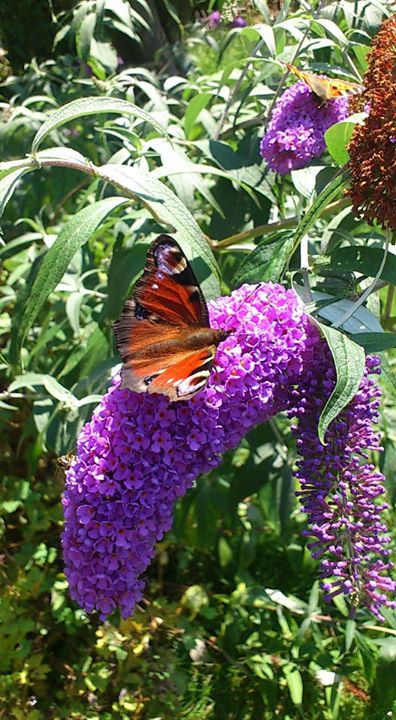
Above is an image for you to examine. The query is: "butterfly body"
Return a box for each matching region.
[282,62,363,102]
[114,235,230,402]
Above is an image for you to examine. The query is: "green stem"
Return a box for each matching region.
[212,197,349,249]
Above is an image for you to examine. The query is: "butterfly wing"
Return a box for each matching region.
[113,235,220,401]
[132,234,209,327]
[120,328,217,401]
[325,78,363,99]
[283,62,362,102]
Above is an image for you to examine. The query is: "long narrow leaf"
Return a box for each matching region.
[31,96,168,154]
[96,163,220,299]
[8,373,78,407]
[12,197,128,361]
[314,320,366,444]
[0,167,33,220]
[292,167,350,250]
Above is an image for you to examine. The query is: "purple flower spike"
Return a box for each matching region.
[62,283,395,621]
[260,81,350,174]
[290,347,396,621]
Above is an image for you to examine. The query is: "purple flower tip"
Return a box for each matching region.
[231,15,248,27]
[207,10,221,29]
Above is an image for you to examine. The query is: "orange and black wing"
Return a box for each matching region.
[282,62,362,102]
[119,327,217,401]
[113,235,215,401]
[133,234,208,327]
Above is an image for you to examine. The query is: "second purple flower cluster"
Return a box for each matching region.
[260,80,350,174]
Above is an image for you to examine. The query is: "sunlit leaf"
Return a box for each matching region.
[11,197,128,362]
[325,114,366,166]
[314,321,366,445]
[0,167,32,220]
[232,231,294,287]
[292,167,350,249]
[184,93,212,140]
[96,163,220,299]
[31,96,168,154]
[8,373,78,407]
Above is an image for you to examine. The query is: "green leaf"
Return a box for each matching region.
[96,164,220,299]
[0,158,32,179]
[36,146,93,170]
[351,332,396,352]
[184,93,212,140]
[218,537,233,567]
[285,667,303,705]
[0,233,41,260]
[292,167,350,250]
[90,40,118,74]
[232,231,294,287]
[11,197,128,362]
[330,246,396,285]
[313,18,348,45]
[76,11,96,61]
[315,321,366,444]
[352,43,370,68]
[325,115,366,166]
[373,639,396,713]
[151,159,257,201]
[0,167,32,220]
[58,328,109,380]
[31,96,168,154]
[345,619,356,652]
[305,290,382,334]
[8,373,78,407]
[291,164,326,199]
[252,23,276,56]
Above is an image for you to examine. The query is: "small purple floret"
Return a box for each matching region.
[260,80,350,174]
[207,10,221,29]
[231,15,248,27]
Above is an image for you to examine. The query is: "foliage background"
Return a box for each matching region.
[1,1,396,718]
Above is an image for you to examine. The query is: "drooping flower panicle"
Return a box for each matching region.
[62,283,395,621]
[348,14,396,230]
[290,348,396,621]
[260,80,350,174]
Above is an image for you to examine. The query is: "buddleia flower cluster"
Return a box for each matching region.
[348,14,396,230]
[62,284,395,621]
[260,81,350,174]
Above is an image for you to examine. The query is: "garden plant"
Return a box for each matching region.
[1,1,396,718]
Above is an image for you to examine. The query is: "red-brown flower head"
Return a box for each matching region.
[348,15,396,231]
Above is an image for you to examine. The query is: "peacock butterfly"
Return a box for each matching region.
[114,235,230,402]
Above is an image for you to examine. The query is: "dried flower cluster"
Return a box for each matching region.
[62,284,395,621]
[260,81,350,174]
[348,14,396,230]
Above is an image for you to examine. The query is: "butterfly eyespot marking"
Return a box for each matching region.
[190,289,200,304]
